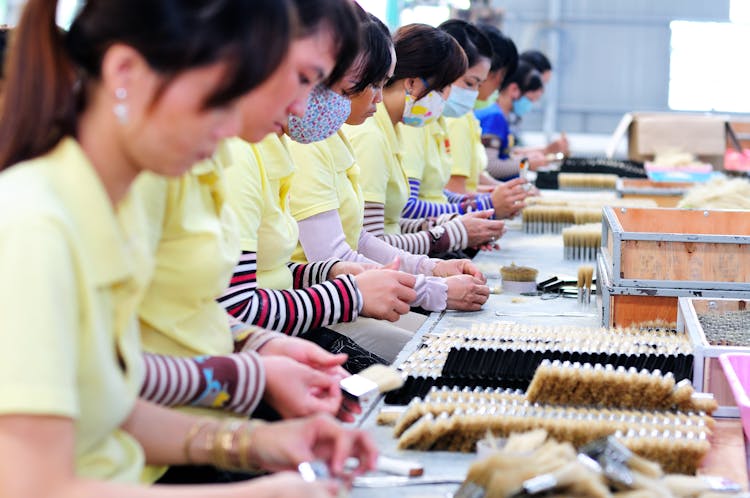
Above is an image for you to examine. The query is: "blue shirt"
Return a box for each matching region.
[474,103,513,159]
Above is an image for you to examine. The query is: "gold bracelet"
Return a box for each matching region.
[213,419,243,470]
[238,420,266,470]
[182,418,212,465]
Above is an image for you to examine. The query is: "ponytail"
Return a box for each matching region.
[0,0,294,171]
[0,0,78,170]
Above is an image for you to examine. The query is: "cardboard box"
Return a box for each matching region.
[606,112,729,169]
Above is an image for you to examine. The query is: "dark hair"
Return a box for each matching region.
[504,60,543,93]
[292,0,359,88]
[520,49,552,73]
[438,19,492,68]
[389,23,467,99]
[477,23,518,81]
[0,0,293,170]
[0,26,10,79]
[344,8,393,95]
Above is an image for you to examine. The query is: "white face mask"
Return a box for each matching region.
[402,88,445,127]
[442,84,479,118]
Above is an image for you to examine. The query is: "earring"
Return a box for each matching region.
[113,87,128,124]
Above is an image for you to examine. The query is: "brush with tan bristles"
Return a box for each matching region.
[395,406,712,474]
[526,360,718,414]
[500,263,539,294]
[339,364,404,404]
[577,265,594,305]
[563,223,601,260]
[559,172,619,190]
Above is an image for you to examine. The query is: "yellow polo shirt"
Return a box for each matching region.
[447,113,487,192]
[137,140,240,358]
[0,138,146,482]
[288,130,364,261]
[344,102,409,235]
[399,116,451,204]
[224,134,298,290]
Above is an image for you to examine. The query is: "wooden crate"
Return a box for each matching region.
[615,178,693,207]
[601,207,750,291]
[598,254,690,328]
[678,297,750,418]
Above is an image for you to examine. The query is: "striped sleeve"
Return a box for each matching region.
[288,259,339,288]
[399,213,459,233]
[140,351,265,416]
[228,318,285,353]
[363,201,467,255]
[401,177,482,219]
[485,146,520,180]
[399,217,428,234]
[218,251,361,337]
[443,189,494,213]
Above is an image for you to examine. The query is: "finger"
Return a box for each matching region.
[308,351,348,369]
[352,430,379,473]
[306,393,343,417]
[328,426,355,476]
[341,397,362,415]
[381,257,400,271]
[393,299,411,316]
[306,368,340,391]
[475,209,494,219]
[395,271,417,288]
[474,284,491,297]
[397,288,418,304]
[336,409,355,423]
[504,177,526,188]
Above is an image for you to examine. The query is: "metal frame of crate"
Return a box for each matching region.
[600,207,750,292]
[678,297,750,418]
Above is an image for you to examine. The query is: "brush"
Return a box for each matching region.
[339,364,405,404]
[457,431,725,498]
[500,263,539,293]
[578,265,594,306]
[563,223,601,260]
[559,172,619,190]
[519,157,531,191]
[394,402,713,474]
[527,360,717,414]
[374,455,424,477]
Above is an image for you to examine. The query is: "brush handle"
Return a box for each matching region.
[352,475,466,488]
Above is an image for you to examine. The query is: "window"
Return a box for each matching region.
[669,1,750,113]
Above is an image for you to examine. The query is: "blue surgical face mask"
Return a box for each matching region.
[442,84,479,118]
[512,95,534,117]
[287,84,351,144]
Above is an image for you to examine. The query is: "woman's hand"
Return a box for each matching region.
[444,274,490,311]
[490,177,528,219]
[457,210,506,248]
[355,260,417,322]
[329,261,378,278]
[248,471,343,498]
[432,258,486,283]
[262,356,343,419]
[249,414,378,477]
[258,336,346,371]
[258,337,360,422]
